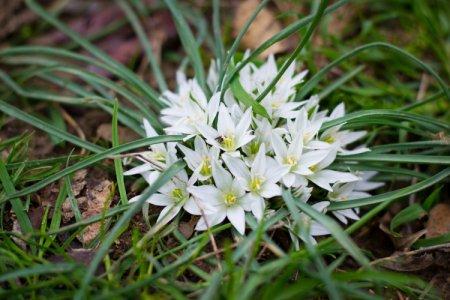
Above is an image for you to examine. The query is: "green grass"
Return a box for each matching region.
[0,0,449,299]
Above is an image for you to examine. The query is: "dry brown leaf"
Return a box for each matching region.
[79,180,115,244]
[426,203,450,238]
[234,0,288,58]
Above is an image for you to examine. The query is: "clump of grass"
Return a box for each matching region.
[0,0,449,299]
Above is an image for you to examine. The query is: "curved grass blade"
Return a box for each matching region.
[0,263,77,282]
[212,0,224,68]
[218,0,269,94]
[24,0,163,107]
[163,0,207,93]
[117,0,167,91]
[112,101,128,205]
[254,0,329,103]
[222,0,349,90]
[230,77,270,119]
[1,135,184,201]
[328,168,450,210]
[0,99,104,153]
[75,160,186,299]
[296,42,450,101]
[338,153,450,165]
[282,189,370,268]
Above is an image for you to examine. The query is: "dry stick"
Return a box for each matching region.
[57,104,87,155]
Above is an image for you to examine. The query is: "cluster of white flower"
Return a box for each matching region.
[124,55,383,236]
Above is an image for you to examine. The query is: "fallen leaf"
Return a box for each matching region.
[71,169,88,197]
[234,0,289,58]
[426,203,450,238]
[79,180,115,244]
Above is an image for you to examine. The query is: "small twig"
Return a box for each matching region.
[57,104,87,155]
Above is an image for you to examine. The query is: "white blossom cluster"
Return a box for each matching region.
[124,55,383,236]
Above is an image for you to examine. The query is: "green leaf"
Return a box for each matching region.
[112,100,128,205]
[1,135,184,202]
[413,233,450,249]
[163,0,207,94]
[390,204,427,232]
[230,77,270,119]
[422,186,442,211]
[328,168,450,210]
[0,263,77,282]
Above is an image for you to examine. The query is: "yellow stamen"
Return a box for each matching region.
[224,193,237,206]
[322,136,335,144]
[199,157,212,177]
[220,135,235,151]
[283,155,298,170]
[249,177,263,192]
[171,188,186,203]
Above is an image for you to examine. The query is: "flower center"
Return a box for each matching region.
[322,135,335,144]
[151,151,166,162]
[283,155,298,170]
[171,188,186,203]
[249,176,263,192]
[309,164,319,173]
[199,157,212,177]
[219,135,235,151]
[223,192,237,206]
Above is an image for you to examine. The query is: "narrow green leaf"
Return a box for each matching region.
[328,168,450,210]
[390,204,427,232]
[1,135,184,202]
[422,186,442,211]
[112,100,128,204]
[163,0,207,93]
[230,77,270,119]
[0,263,76,282]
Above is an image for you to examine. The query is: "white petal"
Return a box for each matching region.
[188,185,222,205]
[212,161,233,191]
[271,134,288,159]
[124,163,153,175]
[217,104,235,135]
[195,211,227,231]
[250,197,265,220]
[156,205,182,225]
[251,144,266,176]
[226,206,246,235]
[143,118,157,138]
[222,154,251,182]
[260,182,281,198]
[148,194,173,206]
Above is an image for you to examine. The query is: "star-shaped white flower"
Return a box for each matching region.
[129,170,205,226]
[328,171,384,224]
[222,145,288,220]
[178,136,219,182]
[271,133,330,188]
[197,104,254,155]
[188,161,250,235]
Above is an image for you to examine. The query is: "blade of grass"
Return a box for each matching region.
[212,0,224,69]
[116,0,167,91]
[338,153,450,165]
[0,161,33,237]
[296,42,450,101]
[328,168,450,210]
[282,189,370,267]
[318,65,364,99]
[112,101,128,205]
[254,0,330,103]
[0,99,104,153]
[163,0,207,94]
[0,263,77,282]
[230,77,270,119]
[217,0,269,94]
[25,0,163,107]
[1,135,184,202]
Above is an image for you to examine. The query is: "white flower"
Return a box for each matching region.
[271,133,330,188]
[288,201,331,245]
[317,103,369,155]
[286,107,324,147]
[178,136,219,182]
[222,145,288,220]
[123,119,177,179]
[188,161,250,235]
[304,149,360,191]
[160,72,220,136]
[198,104,254,155]
[328,171,384,224]
[129,170,204,226]
[239,54,308,120]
